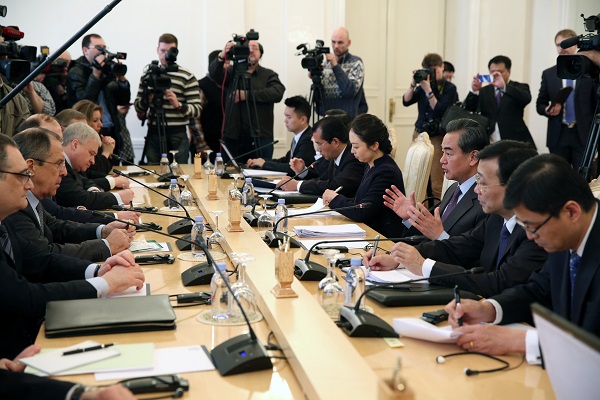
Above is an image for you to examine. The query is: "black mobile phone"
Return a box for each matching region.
[421,309,449,325]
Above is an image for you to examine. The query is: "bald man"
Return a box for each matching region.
[318,27,365,118]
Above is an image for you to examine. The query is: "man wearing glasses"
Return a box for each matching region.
[446,153,600,364]
[364,140,547,298]
[5,128,134,263]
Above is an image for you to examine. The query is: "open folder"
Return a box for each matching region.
[293,223,366,238]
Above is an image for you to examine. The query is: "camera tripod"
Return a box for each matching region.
[578,81,600,181]
[307,72,326,125]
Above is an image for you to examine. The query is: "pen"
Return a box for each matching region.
[63,343,114,356]
[454,285,463,327]
[334,186,343,193]
[129,201,134,210]
[372,235,380,257]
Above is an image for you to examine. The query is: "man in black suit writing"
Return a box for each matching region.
[384,118,489,240]
[536,29,597,169]
[464,55,535,146]
[446,154,600,364]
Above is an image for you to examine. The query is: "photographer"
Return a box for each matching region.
[41,51,71,114]
[66,33,130,154]
[319,27,365,118]
[209,35,285,161]
[133,33,202,164]
[402,53,457,198]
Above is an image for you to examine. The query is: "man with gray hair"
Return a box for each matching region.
[5,128,134,262]
[55,123,134,210]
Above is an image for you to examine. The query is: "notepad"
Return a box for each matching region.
[294,223,366,238]
[20,340,120,375]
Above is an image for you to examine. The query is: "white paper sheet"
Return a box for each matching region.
[294,223,366,238]
[393,318,460,343]
[242,169,287,178]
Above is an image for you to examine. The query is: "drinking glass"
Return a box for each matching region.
[169,150,179,170]
[257,194,275,238]
[208,210,225,247]
[230,253,258,319]
[317,248,340,290]
[317,249,344,319]
[203,149,214,173]
[179,175,194,207]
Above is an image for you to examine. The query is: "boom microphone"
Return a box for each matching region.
[560,35,581,49]
[112,154,176,182]
[0,26,25,40]
[337,267,485,338]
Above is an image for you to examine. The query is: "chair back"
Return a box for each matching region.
[403,132,434,204]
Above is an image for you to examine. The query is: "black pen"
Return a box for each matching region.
[63,343,114,356]
[454,285,463,327]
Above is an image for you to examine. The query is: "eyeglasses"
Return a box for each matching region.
[0,169,33,184]
[515,213,554,235]
[30,157,66,169]
[475,173,504,191]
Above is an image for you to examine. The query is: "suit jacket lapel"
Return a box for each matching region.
[571,211,600,323]
[442,182,477,230]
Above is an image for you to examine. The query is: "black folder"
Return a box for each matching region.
[367,283,480,307]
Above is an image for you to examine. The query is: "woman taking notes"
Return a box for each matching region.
[322,114,405,238]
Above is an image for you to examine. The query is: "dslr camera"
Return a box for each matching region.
[0,6,37,83]
[93,45,127,77]
[226,29,259,72]
[141,47,178,93]
[557,13,600,79]
[413,68,433,83]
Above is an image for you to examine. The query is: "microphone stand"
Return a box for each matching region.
[91,212,272,375]
[264,202,372,249]
[126,208,197,251]
[113,169,193,234]
[294,235,426,281]
[112,154,178,182]
[337,267,484,338]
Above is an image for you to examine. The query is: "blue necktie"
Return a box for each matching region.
[564,80,575,126]
[495,89,502,105]
[569,251,581,299]
[496,223,510,268]
[442,187,462,222]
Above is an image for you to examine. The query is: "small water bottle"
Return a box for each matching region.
[190,216,206,257]
[168,178,180,208]
[214,152,225,176]
[344,258,366,309]
[241,177,255,207]
[159,153,169,175]
[275,198,288,233]
[211,262,231,320]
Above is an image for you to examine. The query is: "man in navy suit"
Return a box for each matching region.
[464,55,535,146]
[446,154,600,364]
[536,29,597,169]
[384,118,489,241]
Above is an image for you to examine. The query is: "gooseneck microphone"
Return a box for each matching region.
[266,159,321,196]
[112,154,177,182]
[337,267,484,338]
[113,169,193,235]
[92,212,273,375]
[294,235,426,281]
[264,202,372,249]
[227,140,279,164]
[124,208,197,251]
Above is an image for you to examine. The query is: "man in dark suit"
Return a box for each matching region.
[536,29,597,169]
[365,140,547,298]
[447,154,600,364]
[464,55,535,146]
[384,118,489,240]
[0,135,145,358]
[246,96,315,175]
[6,128,133,262]
[279,116,364,197]
[55,122,134,210]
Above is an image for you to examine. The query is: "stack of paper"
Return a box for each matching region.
[242,169,287,178]
[367,269,423,284]
[293,224,366,238]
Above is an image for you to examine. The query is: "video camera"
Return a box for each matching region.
[413,68,433,83]
[296,40,329,80]
[226,29,259,72]
[557,13,600,79]
[141,47,178,93]
[0,6,37,84]
[94,45,127,77]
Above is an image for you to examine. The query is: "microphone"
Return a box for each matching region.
[264,202,372,249]
[267,159,320,196]
[294,236,426,281]
[112,154,178,182]
[113,169,193,235]
[227,140,279,164]
[0,26,25,40]
[560,35,580,49]
[337,267,485,338]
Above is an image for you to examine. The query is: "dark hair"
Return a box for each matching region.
[16,114,57,134]
[488,55,512,70]
[82,34,102,49]
[313,116,349,143]
[443,61,455,73]
[159,33,178,47]
[445,118,490,154]
[421,53,443,68]
[0,135,17,179]
[284,96,311,120]
[13,128,62,162]
[504,154,595,215]
[476,140,537,184]
[350,114,392,154]
[208,49,220,65]
[55,109,87,127]
[324,109,352,130]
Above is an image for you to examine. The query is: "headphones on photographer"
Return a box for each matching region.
[435,352,516,376]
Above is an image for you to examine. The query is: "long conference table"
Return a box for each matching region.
[36,165,555,399]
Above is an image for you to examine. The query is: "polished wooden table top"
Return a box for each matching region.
[36,165,555,400]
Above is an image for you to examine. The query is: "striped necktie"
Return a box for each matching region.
[35,202,45,235]
[0,224,14,262]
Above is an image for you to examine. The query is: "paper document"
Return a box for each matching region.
[130,240,170,253]
[243,169,287,178]
[129,181,162,188]
[95,345,215,381]
[367,269,424,284]
[108,283,149,298]
[299,239,370,250]
[393,318,460,343]
[294,223,366,238]
[20,340,120,375]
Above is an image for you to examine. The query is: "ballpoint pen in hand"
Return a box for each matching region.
[334,186,343,193]
[454,285,463,327]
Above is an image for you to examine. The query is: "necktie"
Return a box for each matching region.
[496,223,510,268]
[495,88,503,105]
[35,202,45,235]
[0,224,14,262]
[290,139,297,157]
[442,187,462,222]
[564,79,576,127]
[569,251,581,299]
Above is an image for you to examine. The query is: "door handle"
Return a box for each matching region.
[388,98,396,123]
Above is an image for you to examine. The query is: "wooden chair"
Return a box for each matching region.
[403,132,434,204]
